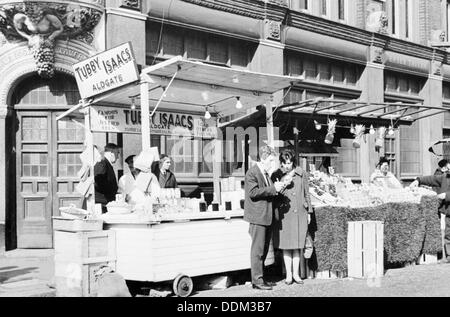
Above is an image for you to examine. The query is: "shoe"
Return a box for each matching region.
[252,283,272,290]
[264,280,276,287]
[285,279,293,285]
[293,277,304,285]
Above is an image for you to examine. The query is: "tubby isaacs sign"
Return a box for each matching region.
[89,105,217,138]
[72,42,139,99]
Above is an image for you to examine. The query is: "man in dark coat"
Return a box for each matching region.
[244,145,285,290]
[94,143,119,213]
[152,154,178,189]
[410,173,450,261]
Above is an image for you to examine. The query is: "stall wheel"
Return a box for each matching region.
[173,274,193,297]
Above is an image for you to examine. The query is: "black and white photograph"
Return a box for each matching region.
[1,0,450,302]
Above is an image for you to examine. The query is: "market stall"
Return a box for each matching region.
[56,46,302,296]
[306,169,441,275]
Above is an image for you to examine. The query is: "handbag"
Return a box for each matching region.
[304,232,314,259]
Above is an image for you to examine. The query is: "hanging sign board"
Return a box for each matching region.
[72,42,139,99]
[89,105,217,138]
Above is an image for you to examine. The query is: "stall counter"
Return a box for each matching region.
[101,209,275,295]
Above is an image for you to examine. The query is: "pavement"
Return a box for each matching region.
[0,249,55,297]
[2,249,450,297]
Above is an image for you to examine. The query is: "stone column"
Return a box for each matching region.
[0,106,7,254]
[249,18,285,150]
[358,45,386,183]
[419,60,443,175]
[106,4,146,66]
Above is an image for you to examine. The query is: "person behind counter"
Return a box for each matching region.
[126,149,160,206]
[370,157,403,189]
[153,154,178,189]
[271,149,313,285]
[94,143,119,213]
[118,155,138,201]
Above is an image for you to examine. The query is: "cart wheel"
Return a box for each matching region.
[173,274,193,297]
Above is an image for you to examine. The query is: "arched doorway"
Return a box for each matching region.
[11,73,84,248]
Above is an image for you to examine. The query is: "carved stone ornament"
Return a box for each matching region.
[431,60,443,76]
[369,45,385,64]
[366,11,388,34]
[120,0,141,11]
[430,29,446,43]
[0,2,103,78]
[264,19,281,41]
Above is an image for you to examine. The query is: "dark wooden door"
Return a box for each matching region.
[16,112,84,248]
[16,112,53,248]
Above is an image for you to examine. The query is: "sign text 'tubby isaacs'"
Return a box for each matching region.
[72,42,139,99]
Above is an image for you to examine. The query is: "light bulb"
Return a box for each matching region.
[350,124,355,134]
[388,126,395,136]
[131,98,136,110]
[235,97,243,109]
[204,108,211,120]
[369,125,375,135]
[314,120,322,130]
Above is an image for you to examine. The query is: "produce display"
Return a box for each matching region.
[308,170,437,208]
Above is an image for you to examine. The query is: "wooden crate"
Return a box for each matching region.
[53,217,103,232]
[55,260,116,297]
[54,230,117,297]
[417,254,438,265]
[347,221,384,279]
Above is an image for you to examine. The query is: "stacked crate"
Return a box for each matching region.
[54,229,116,297]
[347,221,384,279]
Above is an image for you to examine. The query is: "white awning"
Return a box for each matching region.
[88,56,303,117]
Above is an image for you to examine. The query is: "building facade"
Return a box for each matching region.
[0,0,449,251]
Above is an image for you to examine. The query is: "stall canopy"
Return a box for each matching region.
[83,56,303,118]
[279,98,450,126]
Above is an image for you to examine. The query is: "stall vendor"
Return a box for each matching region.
[153,154,178,188]
[370,157,403,189]
[118,155,138,200]
[126,149,160,206]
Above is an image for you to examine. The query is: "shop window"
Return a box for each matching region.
[208,39,228,65]
[332,64,344,83]
[318,62,331,82]
[399,122,420,176]
[22,153,48,177]
[186,33,207,60]
[199,139,214,174]
[229,42,249,68]
[335,139,359,177]
[384,71,424,95]
[304,60,317,79]
[290,0,308,11]
[166,136,195,175]
[444,129,450,160]
[338,0,346,20]
[384,135,397,175]
[286,55,302,76]
[162,31,184,56]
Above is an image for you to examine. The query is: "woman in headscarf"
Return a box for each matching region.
[271,149,313,285]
